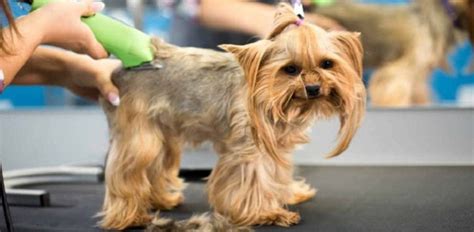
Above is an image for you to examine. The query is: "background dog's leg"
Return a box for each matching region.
[99,105,163,229]
[411,68,432,105]
[207,151,299,227]
[369,60,414,107]
[369,59,433,107]
[148,135,185,210]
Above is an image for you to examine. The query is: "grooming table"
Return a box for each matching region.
[1,166,473,232]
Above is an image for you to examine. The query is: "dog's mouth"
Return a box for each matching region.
[291,93,322,101]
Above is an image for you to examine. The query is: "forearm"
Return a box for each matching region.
[14,46,122,103]
[13,47,79,86]
[199,1,344,35]
[199,0,275,38]
[0,10,49,86]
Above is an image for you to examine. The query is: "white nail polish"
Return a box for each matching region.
[108,93,120,106]
[92,2,105,12]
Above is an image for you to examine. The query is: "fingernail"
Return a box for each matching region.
[0,69,4,94]
[108,93,120,106]
[91,2,105,12]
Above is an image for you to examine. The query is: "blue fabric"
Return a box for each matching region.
[10,0,30,17]
[1,0,30,25]
[432,42,474,102]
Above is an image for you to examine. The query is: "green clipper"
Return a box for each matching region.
[30,0,154,68]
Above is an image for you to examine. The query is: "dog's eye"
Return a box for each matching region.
[320,59,334,69]
[283,65,301,76]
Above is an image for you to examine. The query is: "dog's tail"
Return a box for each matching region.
[145,212,252,232]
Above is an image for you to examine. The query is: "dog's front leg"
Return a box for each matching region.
[207,152,300,227]
[287,177,317,205]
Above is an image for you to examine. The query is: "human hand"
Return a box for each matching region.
[37,0,108,59]
[306,13,345,31]
[63,55,122,106]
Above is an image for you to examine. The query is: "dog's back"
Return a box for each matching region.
[102,38,246,144]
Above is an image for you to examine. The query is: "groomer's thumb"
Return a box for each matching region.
[80,0,105,17]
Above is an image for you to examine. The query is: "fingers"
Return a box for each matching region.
[81,26,109,59]
[76,81,119,105]
[308,13,346,31]
[75,0,108,58]
[322,19,345,31]
[99,80,120,106]
[322,18,345,31]
[75,0,105,17]
[67,0,109,59]
[69,87,100,101]
[95,59,122,106]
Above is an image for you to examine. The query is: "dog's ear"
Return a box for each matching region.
[220,41,289,167]
[330,31,363,78]
[219,40,271,89]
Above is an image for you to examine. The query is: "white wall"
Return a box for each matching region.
[0,107,473,171]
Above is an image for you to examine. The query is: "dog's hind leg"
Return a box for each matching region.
[148,135,185,210]
[99,100,163,230]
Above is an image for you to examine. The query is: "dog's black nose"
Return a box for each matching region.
[305,85,321,98]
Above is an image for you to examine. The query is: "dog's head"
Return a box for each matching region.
[220,3,366,162]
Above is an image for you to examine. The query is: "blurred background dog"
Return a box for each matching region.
[315,0,474,107]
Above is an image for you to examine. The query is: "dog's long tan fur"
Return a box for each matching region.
[98,3,366,230]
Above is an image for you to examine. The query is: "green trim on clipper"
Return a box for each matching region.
[31,0,154,68]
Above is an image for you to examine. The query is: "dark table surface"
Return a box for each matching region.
[1,166,473,232]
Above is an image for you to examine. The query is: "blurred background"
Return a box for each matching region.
[1,0,472,108]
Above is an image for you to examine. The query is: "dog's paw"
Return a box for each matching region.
[100,211,152,230]
[266,210,301,227]
[287,179,317,205]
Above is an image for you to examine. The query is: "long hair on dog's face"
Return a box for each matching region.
[221,3,366,164]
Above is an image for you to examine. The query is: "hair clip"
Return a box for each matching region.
[291,0,305,20]
[295,18,304,26]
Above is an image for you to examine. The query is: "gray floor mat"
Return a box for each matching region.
[1,166,473,232]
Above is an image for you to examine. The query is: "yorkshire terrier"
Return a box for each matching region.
[315,0,474,107]
[98,3,365,230]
